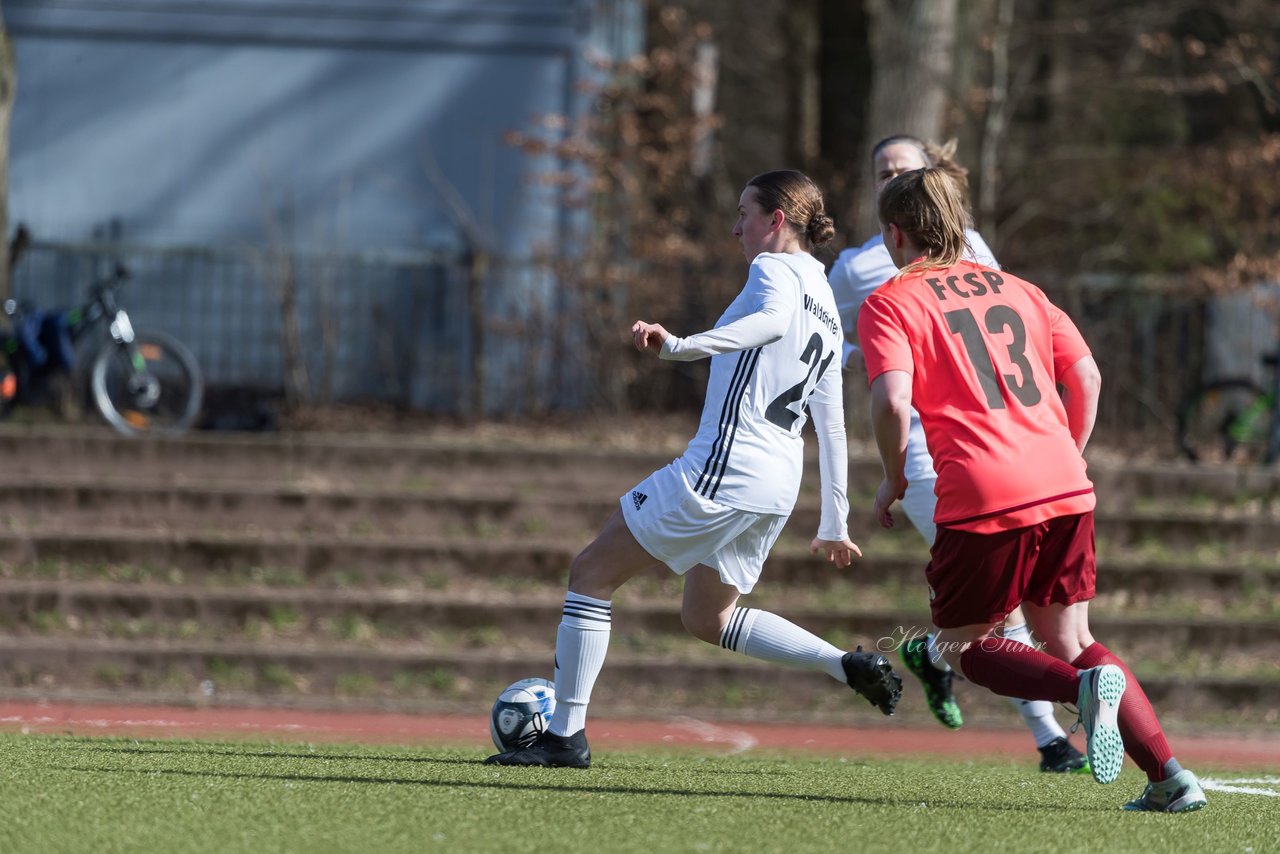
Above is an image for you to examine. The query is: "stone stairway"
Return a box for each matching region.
[0,423,1276,735]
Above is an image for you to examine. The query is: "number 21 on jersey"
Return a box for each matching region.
[765,332,834,429]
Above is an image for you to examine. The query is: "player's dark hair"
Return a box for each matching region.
[872,135,974,215]
[878,167,972,276]
[746,170,835,250]
[871,134,932,166]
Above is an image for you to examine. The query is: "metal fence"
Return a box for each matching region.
[12,239,1257,444]
[11,240,478,414]
[1050,276,1205,439]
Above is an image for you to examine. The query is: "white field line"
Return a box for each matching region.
[1200,777,1280,797]
[668,716,758,754]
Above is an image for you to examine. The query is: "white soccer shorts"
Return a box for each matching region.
[619,461,789,594]
[900,413,940,547]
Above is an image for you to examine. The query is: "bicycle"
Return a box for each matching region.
[0,226,205,437]
[1175,352,1280,464]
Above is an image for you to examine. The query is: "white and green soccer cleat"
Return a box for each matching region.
[1074,664,1127,784]
[1122,769,1208,813]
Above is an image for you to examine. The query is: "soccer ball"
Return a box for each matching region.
[489,677,556,752]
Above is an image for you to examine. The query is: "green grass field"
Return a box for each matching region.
[0,734,1275,853]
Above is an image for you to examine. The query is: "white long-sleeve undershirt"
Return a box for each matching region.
[655,252,849,542]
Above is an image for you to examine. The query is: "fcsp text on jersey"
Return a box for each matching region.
[925,271,1007,301]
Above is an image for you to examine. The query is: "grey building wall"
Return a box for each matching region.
[6,0,642,413]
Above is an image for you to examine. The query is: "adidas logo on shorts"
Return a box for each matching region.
[631,490,648,511]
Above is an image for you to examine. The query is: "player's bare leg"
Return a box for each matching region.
[898,481,1084,769]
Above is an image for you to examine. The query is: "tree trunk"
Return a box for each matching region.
[977,0,1016,240]
[818,0,872,181]
[811,0,872,239]
[857,0,959,236]
[784,0,821,167]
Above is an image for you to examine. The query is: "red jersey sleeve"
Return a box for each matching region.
[857,290,914,385]
[1046,299,1091,379]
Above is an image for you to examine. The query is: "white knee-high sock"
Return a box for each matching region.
[926,632,952,672]
[1002,621,1067,747]
[720,607,846,682]
[547,591,611,737]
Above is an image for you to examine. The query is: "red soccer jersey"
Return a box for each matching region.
[858,259,1095,532]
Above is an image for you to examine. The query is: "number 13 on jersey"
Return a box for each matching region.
[944,305,1042,409]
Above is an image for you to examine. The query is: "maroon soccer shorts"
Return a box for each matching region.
[925,512,1097,629]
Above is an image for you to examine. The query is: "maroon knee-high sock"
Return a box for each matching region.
[1072,642,1174,781]
[959,637,1079,704]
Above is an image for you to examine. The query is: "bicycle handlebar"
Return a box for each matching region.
[90,264,129,296]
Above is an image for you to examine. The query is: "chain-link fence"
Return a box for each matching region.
[11,240,478,414]
[1049,276,1208,441]
[10,238,1245,447]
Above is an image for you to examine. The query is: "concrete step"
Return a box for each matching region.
[4,478,1280,555]
[4,425,1280,508]
[0,425,673,492]
[0,477,614,541]
[2,530,1277,597]
[1,579,1275,664]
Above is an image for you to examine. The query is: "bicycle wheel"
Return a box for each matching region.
[1175,379,1272,464]
[90,329,204,437]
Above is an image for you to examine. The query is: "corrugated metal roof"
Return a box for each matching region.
[7,1,584,54]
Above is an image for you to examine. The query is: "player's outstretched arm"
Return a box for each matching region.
[658,257,798,362]
[657,302,791,361]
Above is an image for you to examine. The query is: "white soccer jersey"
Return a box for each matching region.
[828,228,999,488]
[660,251,849,540]
[829,228,998,368]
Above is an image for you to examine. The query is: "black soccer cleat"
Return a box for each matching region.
[1038,736,1091,774]
[842,647,903,716]
[483,729,591,768]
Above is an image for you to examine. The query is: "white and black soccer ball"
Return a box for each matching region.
[489,677,556,753]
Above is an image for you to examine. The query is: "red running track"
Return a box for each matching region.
[0,700,1277,769]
